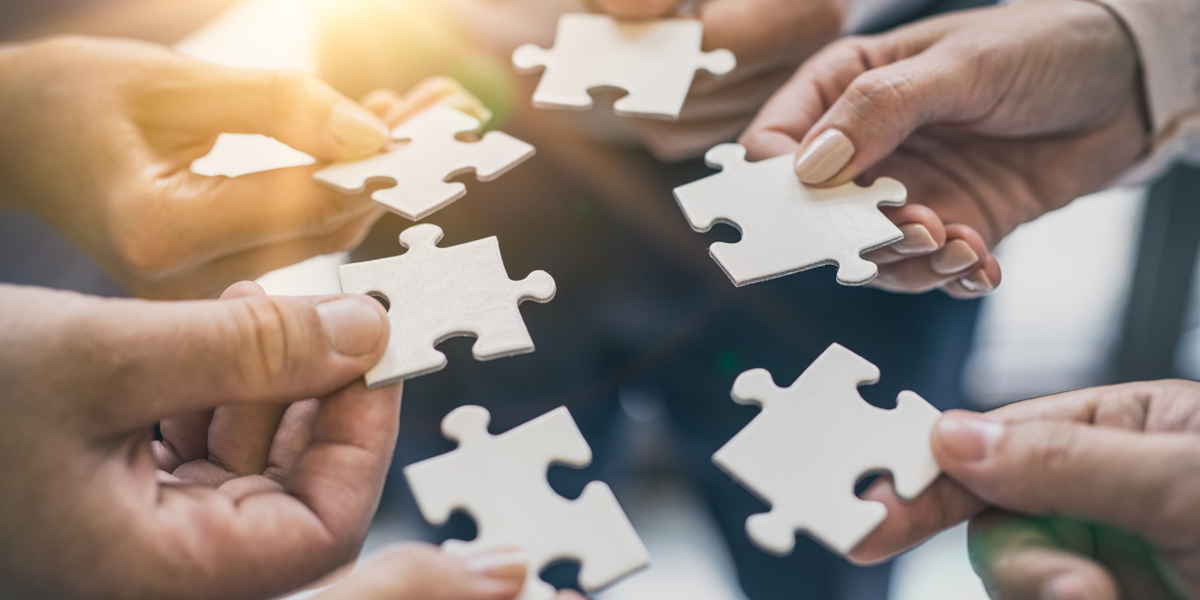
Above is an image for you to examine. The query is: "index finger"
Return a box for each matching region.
[848,474,987,564]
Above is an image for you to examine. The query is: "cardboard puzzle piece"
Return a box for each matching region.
[512,14,736,120]
[338,224,555,387]
[314,104,535,221]
[712,343,941,556]
[405,405,650,600]
[674,144,908,286]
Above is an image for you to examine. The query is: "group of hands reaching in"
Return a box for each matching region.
[0,0,1192,599]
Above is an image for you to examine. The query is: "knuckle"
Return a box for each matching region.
[224,296,298,389]
[265,70,318,121]
[845,71,919,124]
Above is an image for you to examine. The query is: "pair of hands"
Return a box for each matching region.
[740,0,1149,298]
[0,36,485,300]
[854,379,1200,599]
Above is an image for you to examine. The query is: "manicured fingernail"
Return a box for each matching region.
[936,413,1003,463]
[317,296,385,357]
[894,223,940,254]
[795,129,855,184]
[463,549,527,578]
[1044,574,1090,600]
[330,102,390,155]
[930,240,979,275]
[960,269,995,294]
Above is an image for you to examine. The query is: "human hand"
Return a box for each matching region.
[0,37,475,299]
[0,281,401,600]
[741,0,1150,298]
[848,380,1200,599]
[593,0,843,161]
[313,544,588,600]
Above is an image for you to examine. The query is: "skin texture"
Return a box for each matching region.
[0,281,402,600]
[740,0,1150,298]
[312,545,587,600]
[0,37,487,300]
[593,0,845,161]
[849,380,1200,600]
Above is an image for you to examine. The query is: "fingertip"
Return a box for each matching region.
[315,294,389,359]
[328,101,391,158]
[360,88,404,117]
[932,411,1003,466]
[220,281,267,300]
[594,0,679,19]
[794,129,855,185]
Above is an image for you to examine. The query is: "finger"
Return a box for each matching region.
[216,400,318,499]
[590,0,681,19]
[140,61,389,161]
[931,410,1200,544]
[870,225,992,294]
[57,286,388,427]
[383,77,491,127]
[137,166,379,279]
[121,207,385,300]
[863,203,946,265]
[969,511,1119,600]
[207,281,291,476]
[848,474,987,564]
[740,38,874,160]
[148,380,402,599]
[155,408,214,471]
[314,545,525,600]
[361,88,404,117]
[943,251,1001,299]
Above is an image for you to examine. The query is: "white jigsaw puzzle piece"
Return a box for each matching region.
[513,14,735,120]
[314,104,535,221]
[674,144,907,286]
[712,343,941,556]
[405,405,650,600]
[338,224,555,387]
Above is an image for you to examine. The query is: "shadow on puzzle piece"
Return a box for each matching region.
[674,144,908,286]
[338,223,555,387]
[713,343,942,556]
[405,405,650,600]
[314,104,535,221]
[512,13,736,120]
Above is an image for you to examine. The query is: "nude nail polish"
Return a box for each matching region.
[794,129,855,185]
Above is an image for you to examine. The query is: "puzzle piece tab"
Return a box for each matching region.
[405,405,650,600]
[513,14,735,120]
[674,144,907,286]
[314,104,535,221]
[712,343,941,556]
[338,224,555,387]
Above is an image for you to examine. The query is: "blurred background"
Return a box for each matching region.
[3,0,1198,599]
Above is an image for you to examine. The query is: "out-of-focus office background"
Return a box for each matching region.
[5,0,1200,598]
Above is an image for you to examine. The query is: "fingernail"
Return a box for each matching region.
[1044,574,1090,600]
[795,129,855,184]
[893,223,940,254]
[959,269,995,294]
[317,296,385,357]
[463,549,527,578]
[936,413,1003,463]
[330,102,390,155]
[930,240,979,275]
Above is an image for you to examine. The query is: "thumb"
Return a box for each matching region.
[793,51,983,186]
[167,62,390,160]
[931,410,1199,537]
[68,287,390,425]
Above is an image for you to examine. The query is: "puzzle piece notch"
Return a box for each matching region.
[513,14,736,120]
[404,405,650,600]
[713,343,941,556]
[338,224,555,387]
[314,104,535,221]
[675,143,907,286]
